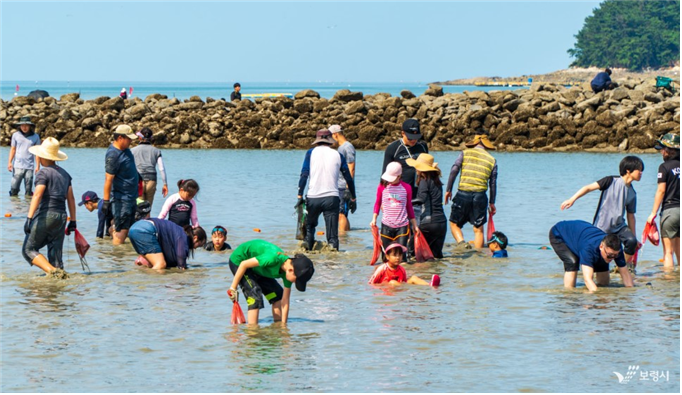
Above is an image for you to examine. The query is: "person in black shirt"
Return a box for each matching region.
[230,82,241,101]
[647,133,680,268]
[406,154,447,258]
[204,225,232,251]
[383,119,429,256]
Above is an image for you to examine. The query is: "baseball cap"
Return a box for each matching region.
[381,162,403,183]
[329,125,343,134]
[291,254,314,292]
[78,191,99,206]
[384,243,407,254]
[402,119,422,140]
[136,127,153,141]
[113,124,138,140]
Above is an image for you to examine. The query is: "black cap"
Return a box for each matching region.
[135,200,152,221]
[78,191,99,206]
[291,254,314,292]
[402,118,422,140]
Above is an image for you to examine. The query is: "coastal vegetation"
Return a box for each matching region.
[568,0,680,70]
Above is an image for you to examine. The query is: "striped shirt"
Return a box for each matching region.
[459,149,495,192]
[373,181,415,228]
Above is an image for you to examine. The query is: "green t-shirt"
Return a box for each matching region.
[230,239,292,288]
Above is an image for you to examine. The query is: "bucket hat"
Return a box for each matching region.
[113,124,138,140]
[655,133,680,150]
[312,129,334,146]
[15,116,35,127]
[291,254,314,292]
[381,162,403,183]
[406,153,441,176]
[28,137,68,161]
[465,134,496,150]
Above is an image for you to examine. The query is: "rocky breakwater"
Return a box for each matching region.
[1,80,679,151]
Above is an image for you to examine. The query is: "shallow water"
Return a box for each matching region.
[0,148,679,392]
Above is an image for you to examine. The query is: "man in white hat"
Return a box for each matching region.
[22,137,76,278]
[297,129,357,251]
[330,124,356,234]
[102,124,139,245]
[7,116,41,197]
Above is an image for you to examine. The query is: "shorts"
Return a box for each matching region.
[660,207,680,239]
[549,228,608,273]
[128,220,163,255]
[22,210,67,268]
[229,260,283,311]
[112,198,136,232]
[449,191,488,228]
[614,226,638,255]
[339,188,351,216]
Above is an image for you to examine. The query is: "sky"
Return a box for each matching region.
[1,0,602,83]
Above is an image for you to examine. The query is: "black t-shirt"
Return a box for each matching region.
[230,91,241,101]
[658,158,680,211]
[416,178,446,224]
[168,199,194,227]
[204,242,232,251]
[382,139,429,198]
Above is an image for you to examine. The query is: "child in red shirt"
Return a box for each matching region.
[369,243,440,286]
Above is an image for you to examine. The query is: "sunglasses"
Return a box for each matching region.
[212,227,227,235]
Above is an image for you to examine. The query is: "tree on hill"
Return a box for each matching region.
[568,0,680,70]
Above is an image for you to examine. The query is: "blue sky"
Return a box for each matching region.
[1,1,601,83]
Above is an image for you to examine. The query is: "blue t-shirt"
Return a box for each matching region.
[492,250,508,258]
[105,144,139,201]
[552,220,626,268]
[11,131,41,170]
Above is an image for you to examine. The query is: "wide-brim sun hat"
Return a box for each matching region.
[406,153,441,176]
[28,137,68,161]
[113,124,138,140]
[15,116,35,127]
[312,129,334,146]
[655,133,680,150]
[381,162,403,183]
[465,134,496,150]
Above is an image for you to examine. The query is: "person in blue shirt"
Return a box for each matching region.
[102,124,139,245]
[549,220,634,291]
[78,191,114,238]
[488,231,508,258]
[590,68,617,93]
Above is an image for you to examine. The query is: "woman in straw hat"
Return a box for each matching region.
[407,154,447,258]
[22,137,76,278]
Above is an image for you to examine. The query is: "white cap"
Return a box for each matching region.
[329,125,342,134]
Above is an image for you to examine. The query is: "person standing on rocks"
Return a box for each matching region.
[297,129,356,251]
[382,119,429,254]
[646,133,680,268]
[102,125,139,245]
[444,132,498,250]
[231,82,242,101]
[130,127,168,210]
[330,124,357,235]
[590,68,617,93]
[8,116,41,197]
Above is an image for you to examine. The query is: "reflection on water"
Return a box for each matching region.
[0,148,679,392]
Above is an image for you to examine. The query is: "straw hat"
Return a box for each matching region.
[465,134,496,150]
[406,153,441,176]
[28,137,68,161]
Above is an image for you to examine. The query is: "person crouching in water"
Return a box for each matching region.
[128,207,206,270]
[488,231,508,258]
[369,243,440,286]
[22,137,76,278]
[227,240,315,325]
[158,179,200,228]
[205,225,231,251]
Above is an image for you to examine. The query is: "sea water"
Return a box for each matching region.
[0,148,679,392]
[0,81,522,102]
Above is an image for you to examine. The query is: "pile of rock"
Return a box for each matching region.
[1,79,678,152]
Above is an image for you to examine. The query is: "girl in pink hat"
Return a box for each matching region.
[370,161,420,261]
[368,243,440,286]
